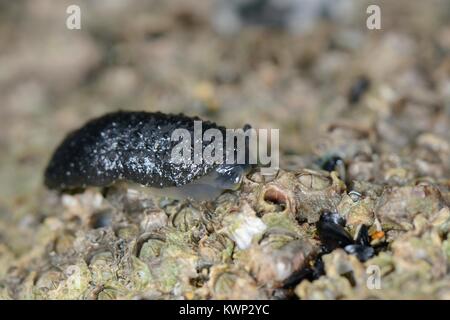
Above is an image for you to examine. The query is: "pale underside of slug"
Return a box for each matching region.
[44,111,251,201]
[123,164,248,201]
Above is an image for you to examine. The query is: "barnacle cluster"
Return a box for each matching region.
[2,143,449,299]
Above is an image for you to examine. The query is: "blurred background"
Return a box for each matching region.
[1,0,450,251]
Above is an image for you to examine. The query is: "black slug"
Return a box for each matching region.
[44,111,252,200]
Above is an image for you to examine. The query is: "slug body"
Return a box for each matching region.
[45,111,251,200]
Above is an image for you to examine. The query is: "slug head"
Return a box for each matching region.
[213,163,253,191]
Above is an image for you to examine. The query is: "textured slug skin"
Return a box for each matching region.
[44,111,228,190]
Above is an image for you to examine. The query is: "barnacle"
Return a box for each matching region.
[376,184,446,231]
[207,265,267,300]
